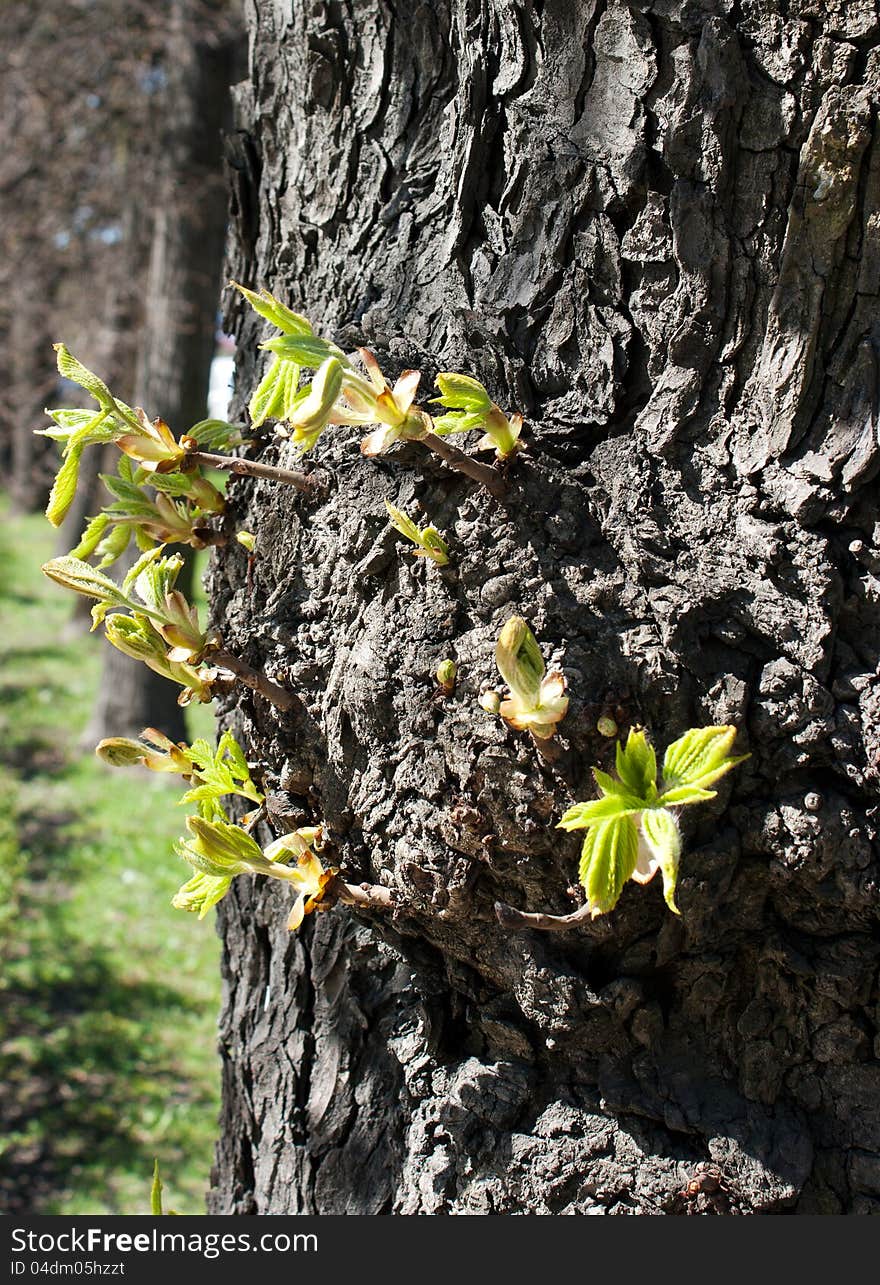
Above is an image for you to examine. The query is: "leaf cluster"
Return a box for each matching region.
[173,817,331,929]
[384,500,450,566]
[431,373,523,458]
[40,346,234,559]
[233,283,524,461]
[494,617,568,740]
[558,727,748,917]
[42,548,216,705]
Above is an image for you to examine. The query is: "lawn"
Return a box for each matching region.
[0,499,221,1215]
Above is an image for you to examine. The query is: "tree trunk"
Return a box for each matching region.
[208,0,880,1215]
[8,288,61,512]
[87,0,240,742]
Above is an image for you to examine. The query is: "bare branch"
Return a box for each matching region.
[184,447,324,495]
[328,876,396,911]
[421,432,509,501]
[208,647,303,713]
[494,899,605,934]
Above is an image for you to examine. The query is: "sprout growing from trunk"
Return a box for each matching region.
[172,818,333,930]
[436,659,457,694]
[39,340,312,549]
[493,617,568,740]
[431,373,523,459]
[41,549,294,710]
[385,500,450,566]
[558,726,748,918]
[96,728,264,820]
[232,283,510,499]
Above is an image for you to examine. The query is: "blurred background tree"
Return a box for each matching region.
[85,0,241,742]
[0,0,243,1215]
[0,0,166,513]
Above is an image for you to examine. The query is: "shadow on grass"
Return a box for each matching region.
[0,915,210,1216]
[0,591,42,609]
[0,510,219,1214]
[0,777,214,1215]
[1,645,73,665]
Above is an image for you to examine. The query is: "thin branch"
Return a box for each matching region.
[183,447,322,495]
[494,899,601,933]
[421,432,509,501]
[208,647,302,713]
[328,875,396,911]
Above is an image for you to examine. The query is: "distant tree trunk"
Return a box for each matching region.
[208,1,880,1214]
[8,286,60,512]
[87,0,241,742]
[58,238,146,600]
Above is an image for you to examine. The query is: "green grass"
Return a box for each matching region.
[0,499,221,1215]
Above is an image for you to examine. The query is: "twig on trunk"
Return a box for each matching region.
[421,432,509,501]
[182,446,322,495]
[208,647,303,713]
[328,875,396,911]
[494,899,602,933]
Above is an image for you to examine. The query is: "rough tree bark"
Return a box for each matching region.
[208,0,880,1214]
[87,0,240,742]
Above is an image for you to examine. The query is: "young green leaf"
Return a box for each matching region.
[70,513,111,559]
[183,418,244,450]
[179,732,263,809]
[591,769,646,805]
[430,373,522,457]
[123,545,167,595]
[45,443,84,527]
[384,500,450,566]
[41,556,132,608]
[38,407,105,444]
[102,614,166,663]
[558,795,640,829]
[262,333,348,368]
[281,362,304,419]
[249,357,289,427]
[230,281,314,336]
[638,808,681,914]
[615,727,657,802]
[579,814,639,917]
[384,500,421,545]
[287,356,344,445]
[177,815,265,878]
[96,521,134,567]
[171,869,232,918]
[660,726,748,803]
[430,409,486,437]
[432,373,492,412]
[54,343,116,408]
